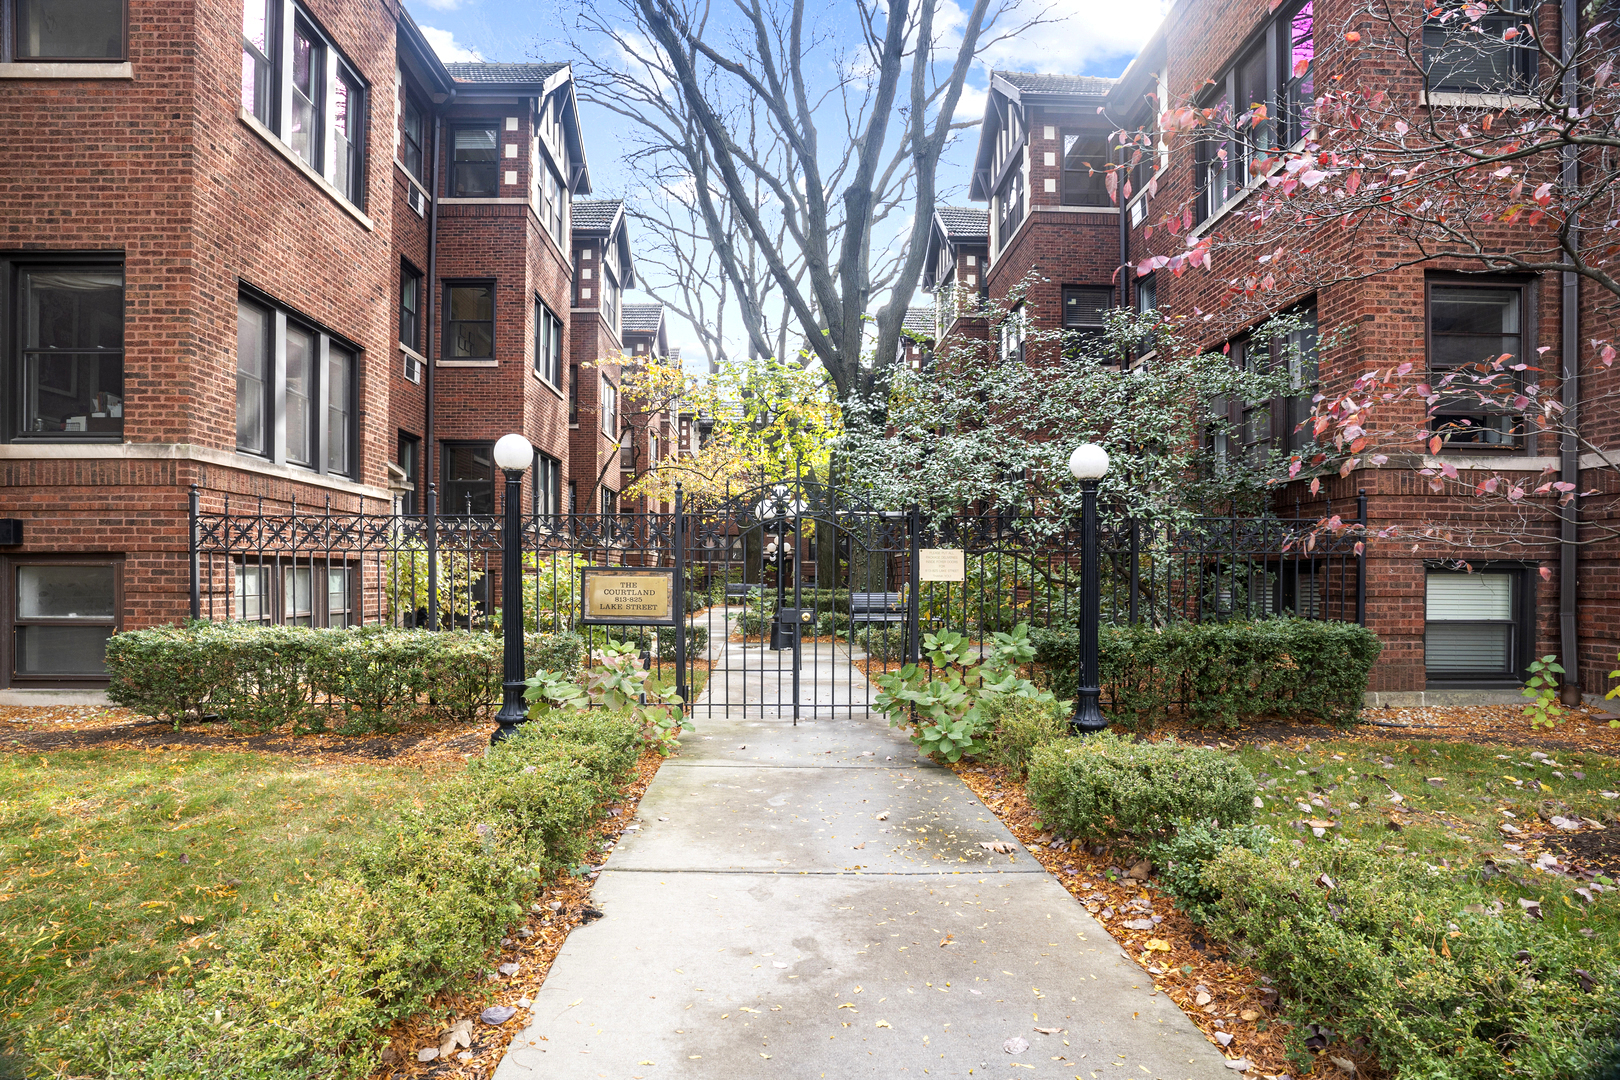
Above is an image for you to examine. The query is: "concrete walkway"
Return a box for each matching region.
[493,631,1234,1080]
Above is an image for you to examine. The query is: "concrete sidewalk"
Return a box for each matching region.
[493,637,1235,1080]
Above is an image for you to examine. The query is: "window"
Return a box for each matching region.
[1425,569,1526,681]
[452,126,498,197]
[237,1,367,209]
[602,266,620,336]
[1427,282,1526,449]
[9,263,124,441]
[400,95,425,182]
[534,297,562,386]
[14,0,125,59]
[1135,275,1157,314]
[600,375,618,438]
[234,293,359,477]
[233,561,351,626]
[398,432,419,515]
[399,262,422,376]
[443,443,494,515]
[4,558,121,684]
[569,364,580,424]
[601,487,618,518]
[1423,0,1534,93]
[534,451,562,523]
[1283,1,1315,145]
[536,157,566,246]
[996,170,1024,250]
[443,283,494,362]
[567,480,577,516]
[1060,132,1111,207]
[620,429,635,471]
[998,306,1026,365]
[1209,302,1318,463]
[1062,286,1113,347]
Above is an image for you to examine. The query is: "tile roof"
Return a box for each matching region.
[444,61,567,85]
[936,205,988,239]
[995,70,1116,96]
[621,304,663,334]
[903,307,934,336]
[571,199,623,232]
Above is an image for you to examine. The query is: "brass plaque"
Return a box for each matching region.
[918,548,966,582]
[580,567,677,625]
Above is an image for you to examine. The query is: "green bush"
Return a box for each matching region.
[1030,618,1380,730]
[1202,841,1620,1079]
[1143,819,1274,924]
[30,710,643,1079]
[608,625,709,661]
[848,624,908,661]
[1025,732,1257,840]
[106,624,586,731]
[982,694,1069,775]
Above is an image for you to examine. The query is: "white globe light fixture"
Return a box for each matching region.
[490,433,532,744]
[493,432,533,473]
[1068,442,1110,481]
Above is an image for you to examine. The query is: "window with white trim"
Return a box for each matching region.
[534,297,562,386]
[600,375,618,438]
[239,0,368,207]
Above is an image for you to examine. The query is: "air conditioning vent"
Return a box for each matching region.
[407,187,425,216]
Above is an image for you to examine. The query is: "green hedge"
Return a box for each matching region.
[1025,732,1258,841]
[1202,840,1620,1078]
[105,624,586,732]
[29,711,644,1080]
[607,624,710,661]
[1030,618,1380,730]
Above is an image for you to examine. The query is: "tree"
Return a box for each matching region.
[565,0,1040,412]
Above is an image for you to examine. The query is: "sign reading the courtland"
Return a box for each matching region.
[580,567,677,625]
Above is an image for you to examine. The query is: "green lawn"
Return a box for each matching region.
[0,748,431,1058]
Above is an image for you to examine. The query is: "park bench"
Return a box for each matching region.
[848,591,906,628]
[725,583,758,604]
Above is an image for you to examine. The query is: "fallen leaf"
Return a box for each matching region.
[1239,1009,1261,1022]
[1195,992,1212,1006]
[1143,939,1171,952]
[1003,1035,1030,1054]
[1033,1026,1064,1035]
[481,1005,517,1025]
[876,1020,892,1029]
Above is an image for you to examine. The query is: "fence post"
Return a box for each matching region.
[188,484,201,620]
[1127,517,1140,625]
[426,483,439,631]
[906,505,921,666]
[1356,488,1368,626]
[673,484,688,705]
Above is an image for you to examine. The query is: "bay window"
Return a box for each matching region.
[238,0,368,207]
[235,293,360,478]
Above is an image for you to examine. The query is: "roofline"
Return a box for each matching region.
[989,70,1115,105]
[396,11,455,98]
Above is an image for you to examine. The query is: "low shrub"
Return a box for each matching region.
[982,694,1069,775]
[1025,732,1257,841]
[106,624,587,731]
[1030,618,1380,730]
[609,625,709,661]
[848,624,908,661]
[29,711,642,1079]
[1143,819,1274,924]
[1202,840,1620,1079]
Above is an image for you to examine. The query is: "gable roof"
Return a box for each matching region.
[621,303,664,335]
[444,61,568,87]
[969,70,1119,201]
[571,199,624,233]
[903,307,934,337]
[993,71,1117,97]
[935,205,988,240]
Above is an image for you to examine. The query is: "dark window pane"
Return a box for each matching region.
[398,434,419,515]
[1062,286,1113,329]
[1061,133,1110,206]
[16,0,124,58]
[285,324,314,465]
[401,98,424,180]
[399,269,420,350]
[16,565,115,618]
[444,444,495,514]
[20,268,124,437]
[236,299,270,453]
[327,345,352,475]
[447,285,494,359]
[1429,287,1518,335]
[453,127,498,197]
[15,626,114,674]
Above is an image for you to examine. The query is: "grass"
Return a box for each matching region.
[0,747,435,1059]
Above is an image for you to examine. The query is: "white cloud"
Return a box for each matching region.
[978,0,1167,76]
[414,0,462,11]
[420,25,482,62]
[953,81,988,123]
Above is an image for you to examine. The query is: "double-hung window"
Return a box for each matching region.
[10,0,126,60]
[233,561,352,627]
[443,442,494,515]
[568,364,580,425]
[238,0,367,207]
[4,557,122,684]
[998,306,1026,365]
[1425,568,1527,681]
[1209,301,1319,463]
[5,260,124,442]
[1423,0,1534,93]
[443,283,495,362]
[399,262,422,379]
[1426,281,1527,450]
[996,170,1025,249]
[235,293,359,478]
[534,297,562,385]
[534,451,562,524]
[452,126,498,197]
[397,432,419,516]
[1062,286,1113,352]
[600,376,618,438]
[602,267,619,336]
[1060,133,1111,207]
[1283,2,1315,145]
[400,94,425,183]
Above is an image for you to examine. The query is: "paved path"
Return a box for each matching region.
[493,631,1233,1080]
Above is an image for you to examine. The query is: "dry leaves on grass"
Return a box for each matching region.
[370,750,665,1080]
[953,763,1300,1080]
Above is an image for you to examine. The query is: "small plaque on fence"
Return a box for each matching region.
[918,548,966,582]
[580,567,677,625]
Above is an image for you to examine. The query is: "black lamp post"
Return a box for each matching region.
[491,433,533,744]
[1067,442,1110,735]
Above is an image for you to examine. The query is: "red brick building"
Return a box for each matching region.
[957,3,1617,706]
[618,302,675,513]
[566,199,634,517]
[0,1,629,692]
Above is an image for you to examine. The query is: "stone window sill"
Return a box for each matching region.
[0,61,132,78]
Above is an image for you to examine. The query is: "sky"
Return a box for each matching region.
[404,0,1169,362]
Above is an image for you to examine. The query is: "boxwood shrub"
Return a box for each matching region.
[29,711,644,1080]
[1030,618,1380,730]
[105,624,586,732]
[1025,732,1258,841]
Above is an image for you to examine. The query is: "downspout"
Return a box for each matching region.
[425,113,443,628]
[1558,0,1580,705]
